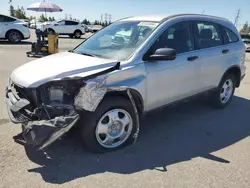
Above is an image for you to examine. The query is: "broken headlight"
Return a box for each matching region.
[49,86,64,103]
[40,78,85,105]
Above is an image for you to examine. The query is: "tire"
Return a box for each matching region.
[74,30,82,38]
[80,96,137,153]
[7,30,22,43]
[211,74,236,109]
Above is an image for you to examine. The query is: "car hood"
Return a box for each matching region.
[11,52,118,88]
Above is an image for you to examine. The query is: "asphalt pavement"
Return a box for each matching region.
[0,32,250,188]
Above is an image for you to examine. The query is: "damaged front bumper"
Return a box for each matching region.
[5,86,80,150]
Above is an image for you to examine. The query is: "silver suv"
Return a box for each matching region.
[6,14,246,152]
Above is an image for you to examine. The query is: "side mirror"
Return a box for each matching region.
[148,48,176,61]
[54,23,58,26]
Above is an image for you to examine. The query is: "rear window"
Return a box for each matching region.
[193,21,223,49]
[223,27,239,44]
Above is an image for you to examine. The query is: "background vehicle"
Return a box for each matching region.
[0,14,30,43]
[6,14,246,153]
[45,19,85,38]
[88,24,103,33]
[241,34,250,52]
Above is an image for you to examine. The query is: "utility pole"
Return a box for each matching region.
[234,9,240,29]
[101,14,103,25]
[202,10,205,15]
[108,14,112,24]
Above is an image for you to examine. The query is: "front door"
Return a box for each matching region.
[0,15,7,38]
[54,20,65,34]
[145,21,201,110]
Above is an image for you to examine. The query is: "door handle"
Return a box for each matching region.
[222,49,229,54]
[187,56,199,61]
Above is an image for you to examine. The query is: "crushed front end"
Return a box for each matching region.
[5,78,83,150]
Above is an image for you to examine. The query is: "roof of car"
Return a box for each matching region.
[121,14,229,22]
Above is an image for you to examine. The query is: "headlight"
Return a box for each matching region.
[49,86,64,102]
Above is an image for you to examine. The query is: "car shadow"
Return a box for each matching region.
[25,96,250,184]
[0,41,32,45]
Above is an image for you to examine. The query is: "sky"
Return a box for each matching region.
[0,0,249,29]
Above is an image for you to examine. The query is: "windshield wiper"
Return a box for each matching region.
[80,52,96,57]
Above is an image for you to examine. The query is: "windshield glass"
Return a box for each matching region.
[73,21,159,61]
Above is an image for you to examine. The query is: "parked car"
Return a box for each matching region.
[0,14,30,43]
[6,14,246,153]
[241,34,250,52]
[45,19,85,38]
[88,24,103,33]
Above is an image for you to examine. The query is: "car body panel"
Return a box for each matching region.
[46,20,85,35]
[11,52,118,87]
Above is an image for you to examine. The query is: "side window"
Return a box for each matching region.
[57,21,65,26]
[223,27,239,44]
[193,21,223,49]
[65,21,79,25]
[0,15,16,22]
[150,22,194,54]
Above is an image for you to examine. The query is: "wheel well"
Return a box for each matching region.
[104,89,144,117]
[5,29,24,39]
[74,29,82,34]
[222,66,241,87]
[48,28,55,32]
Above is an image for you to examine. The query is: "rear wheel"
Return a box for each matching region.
[211,74,236,108]
[8,30,22,43]
[74,30,82,38]
[80,96,137,153]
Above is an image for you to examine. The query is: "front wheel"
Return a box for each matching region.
[211,74,236,108]
[80,96,137,153]
[8,30,22,43]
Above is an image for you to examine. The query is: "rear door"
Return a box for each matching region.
[65,20,79,34]
[192,21,226,90]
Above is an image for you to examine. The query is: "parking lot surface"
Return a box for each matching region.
[0,33,250,188]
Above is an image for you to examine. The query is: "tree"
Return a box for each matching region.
[14,6,27,19]
[28,16,35,21]
[39,14,48,22]
[9,5,15,17]
[240,22,250,34]
[82,19,91,25]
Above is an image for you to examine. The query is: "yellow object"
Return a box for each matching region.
[41,47,47,52]
[48,34,59,54]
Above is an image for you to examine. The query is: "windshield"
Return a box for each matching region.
[73,21,159,61]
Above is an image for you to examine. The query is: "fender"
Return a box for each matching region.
[218,65,241,87]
